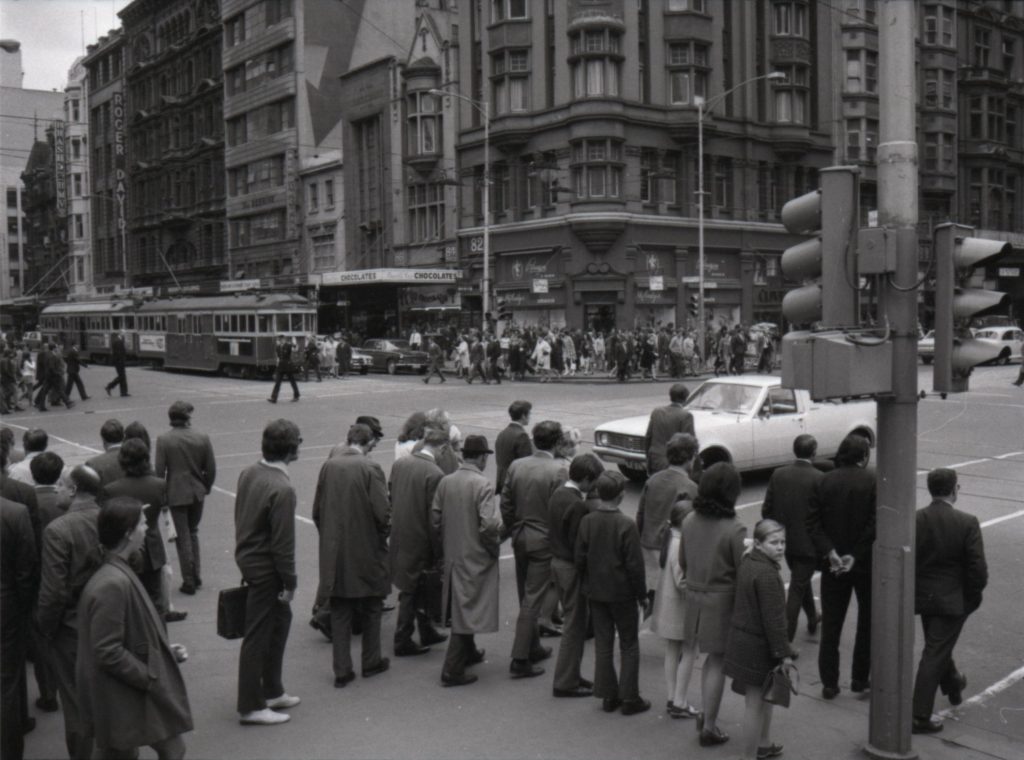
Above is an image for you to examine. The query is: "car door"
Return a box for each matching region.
[363,339,382,370]
[752,386,806,469]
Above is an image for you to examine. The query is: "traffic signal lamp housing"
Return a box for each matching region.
[496,298,512,322]
[688,294,699,318]
[932,223,1012,393]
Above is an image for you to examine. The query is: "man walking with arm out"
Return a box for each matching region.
[911,468,988,734]
[235,419,302,725]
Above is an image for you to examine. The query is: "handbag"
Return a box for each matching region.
[762,662,799,708]
[217,583,249,640]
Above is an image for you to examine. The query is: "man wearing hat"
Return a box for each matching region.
[431,434,501,686]
[312,423,392,687]
[155,401,217,595]
[268,335,300,403]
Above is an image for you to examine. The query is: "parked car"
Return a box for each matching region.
[972,326,1023,364]
[350,348,372,374]
[919,330,936,364]
[592,375,877,482]
[359,338,429,374]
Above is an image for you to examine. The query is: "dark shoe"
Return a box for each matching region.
[699,727,730,747]
[334,671,356,688]
[81,396,91,400]
[22,717,36,735]
[420,630,449,646]
[539,623,563,638]
[164,610,188,623]
[179,583,196,596]
[822,685,840,700]
[620,698,651,716]
[601,697,622,713]
[362,657,390,678]
[35,696,59,712]
[757,743,785,759]
[105,386,112,397]
[267,398,277,404]
[467,648,486,666]
[290,396,299,402]
[808,610,821,635]
[579,677,593,689]
[195,578,202,588]
[851,679,870,694]
[553,685,593,698]
[529,645,553,663]
[509,660,545,679]
[668,702,700,719]
[912,717,943,734]
[947,673,967,706]
[121,393,131,397]
[65,401,74,409]
[441,672,478,687]
[394,642,431,657]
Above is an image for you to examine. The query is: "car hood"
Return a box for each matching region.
[595,409,748,437]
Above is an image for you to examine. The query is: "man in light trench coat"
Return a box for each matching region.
[431,435,502,686]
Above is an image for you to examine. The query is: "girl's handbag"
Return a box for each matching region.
[762,662,799,708]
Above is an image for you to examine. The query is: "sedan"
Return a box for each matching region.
[973,327,1023,364]
[359,339,429,374]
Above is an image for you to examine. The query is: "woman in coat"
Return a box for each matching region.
[679,462,747,748]
[76,496,192,759]
[724,519,796,760]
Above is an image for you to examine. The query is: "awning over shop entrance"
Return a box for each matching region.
[319,268,462,286]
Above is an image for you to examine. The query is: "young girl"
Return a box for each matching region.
[650,501,699,719]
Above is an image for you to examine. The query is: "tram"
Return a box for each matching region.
[39,292,318,377]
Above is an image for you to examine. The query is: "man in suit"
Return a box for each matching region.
[762,434,825,642]
[104,331,129,397]
[33,342,52,411]
[466,336,489,384]
[431,435,501,687]
[234,419,302,726]
[500,420,567,678]
[494,400,533,495]
[644,384,695,475]
[63,343,89,401]
[268,335,300,402]
[85,418,126,487]
[388,424,447,657]
[549,453,604,698]
[312,423,391,687]
[35,465,104,760]
[336,337,352,379]
[423,338,446,384]
[911,468,988,734]
[636,433,699,589]
[1,496,36,760]
[43,344,74,410]
[806,433,876,699]
[155,401,216,595]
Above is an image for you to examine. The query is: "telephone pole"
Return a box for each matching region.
[866,2,919,758]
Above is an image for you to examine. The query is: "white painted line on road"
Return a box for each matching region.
[980,509,1024,529]
[211,485,316,525]
[938,664,1024,719]
[0,421,102,454]
[736,500,763,512]
[916,450,1024,475]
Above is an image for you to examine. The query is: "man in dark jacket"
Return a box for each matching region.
[85,418,126,487]
[644,384,695,475]
[422,338,446,384]
[303,337,321,382]
[466,337,489,384]
[1,496,37,760]
[336,337,352,379]
[637,433,699,588]
[806,433,876,699]
[312,423,391,687]
[268,335,299,402]
[155,401,216,595]
[64,343,89,401]
[33,343,52,411]
[549,453,604,698]
[911,468,988,734]
[761,434,825,641]
[575,471,650,716]
[104,332,129,397]
[494,400,533,495]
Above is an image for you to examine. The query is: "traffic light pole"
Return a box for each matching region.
[866,2,919,758]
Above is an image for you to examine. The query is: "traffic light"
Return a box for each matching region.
[687,294,699,318]
[780,166,861,329]
[497,298,512,321]
[932,223,1011,394]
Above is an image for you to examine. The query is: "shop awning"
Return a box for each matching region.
[319,268,463,286]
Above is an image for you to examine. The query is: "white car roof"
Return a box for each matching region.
[697,374,780,388]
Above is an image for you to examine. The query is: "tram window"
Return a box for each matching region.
[247,315,255,333]
[230,315,238,332]
[112,317,121,330]
[124,316,134,329]
[276,314,288,332]
[290,314,302,332]
[258,315,270,333]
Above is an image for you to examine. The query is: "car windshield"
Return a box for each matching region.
[388,340,410,350]
[974,330,998,339]
[684,382,762,414]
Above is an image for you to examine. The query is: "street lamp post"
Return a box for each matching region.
[695,71,786,361]
[430,87,490,334]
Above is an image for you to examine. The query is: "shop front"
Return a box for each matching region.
[494,249,568,331]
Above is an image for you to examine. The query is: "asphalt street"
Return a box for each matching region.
[5,361,1023,760]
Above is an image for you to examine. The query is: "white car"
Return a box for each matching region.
[592,375,877,481]
[972,326,1023,365]
[919,330,936,364]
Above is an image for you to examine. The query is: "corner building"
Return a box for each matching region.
[446,0,840,331]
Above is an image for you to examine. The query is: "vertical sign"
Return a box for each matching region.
[285,148,298,241]
[53,122,67,217]
[113,91,127,273]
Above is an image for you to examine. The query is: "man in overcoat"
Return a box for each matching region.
[911,468,988,734]
[494,400,533,495]
[312,423,391,686]
[33,342,52,410]
[1,496,36,760]
[104,331,129,397]
[35,465,104,760]
[389,426,447,656]
[63,343,89,401]
[761,434,825,641]
[644,384,695,475]
[155,400,216,595]
[85,418,125,487]
[806,433,876,699]
[500,420,567,678]
[431,435,501,686]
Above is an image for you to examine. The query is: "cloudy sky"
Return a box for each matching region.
[1,0,130,91]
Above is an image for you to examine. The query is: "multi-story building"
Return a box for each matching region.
[83,29,128,294]
[20,127,69,302]
[64,57,92,296]
[119,0,226,288]
[0,40,64,314]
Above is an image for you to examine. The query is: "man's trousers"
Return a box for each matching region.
[590,599,640,702]
[550,557,588,691]
[818,569,871,690]
[510,531,550,661]
[49,626,93,759]
[330,597,383,678]
[442,633,478,679]
[237,577,292,714]
[170,500,204,588]
[912,614,967,719]
[784,555,818,642]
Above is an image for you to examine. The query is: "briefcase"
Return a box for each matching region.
[217,584,249,640]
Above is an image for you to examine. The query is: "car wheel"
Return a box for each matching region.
[618,465,647,484]
[998,350,1010,366]
[386,359,397,375]
[921,356,932,365]
[360,367,369,375]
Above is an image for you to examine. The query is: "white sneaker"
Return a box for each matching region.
[239,708,290,725]
[265,693,301,710]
